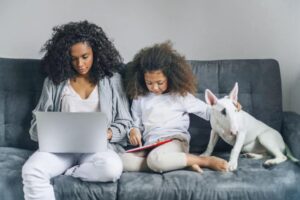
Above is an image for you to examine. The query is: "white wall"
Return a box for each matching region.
[0,0,299,113]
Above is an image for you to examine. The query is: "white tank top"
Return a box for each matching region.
[61,80,100,112]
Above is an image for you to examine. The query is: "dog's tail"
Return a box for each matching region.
[285,144,299,163]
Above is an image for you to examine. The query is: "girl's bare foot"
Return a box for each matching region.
[186,153,228,172]
[204,156,228,172]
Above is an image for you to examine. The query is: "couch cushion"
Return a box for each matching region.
[0,58,283,153]
[118,153,300,200]
[188,59,283,153]
[0,147,32,200]
[53,176,118,200]
[0,147,118,200]
[0,57,44,150]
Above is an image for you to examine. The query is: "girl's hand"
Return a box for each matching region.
[107,128,113,140]
[129,128,142,147]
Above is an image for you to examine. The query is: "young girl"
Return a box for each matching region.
[121,42,228,173]
[22,21,132,200]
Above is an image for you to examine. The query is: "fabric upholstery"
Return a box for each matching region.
[0,57,299,200]
[118,153,300,200]
[0,147,32,200]
[282,111,300,160]
[0,58,44,150]
[53,176,118,200]
[0,147,118,200]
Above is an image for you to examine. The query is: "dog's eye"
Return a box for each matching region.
[221,108,226,116]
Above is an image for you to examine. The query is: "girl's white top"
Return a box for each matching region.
[131,92,210,145]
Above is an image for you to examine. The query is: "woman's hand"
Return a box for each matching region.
[129,128,142,147]
[107,128,113,140]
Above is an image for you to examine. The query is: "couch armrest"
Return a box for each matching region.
[282,111,300,160]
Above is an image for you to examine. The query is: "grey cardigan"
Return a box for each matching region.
[29,73,132,152]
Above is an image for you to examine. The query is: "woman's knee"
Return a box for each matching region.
[93,153,123,182]
[22,161,49,185]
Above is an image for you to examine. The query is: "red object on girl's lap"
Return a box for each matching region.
[125,139,173,153]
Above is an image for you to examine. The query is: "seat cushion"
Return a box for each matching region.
[52,176,118,200]
[0,147,32,200]
[0,147,118,200]
[118,153,300,200]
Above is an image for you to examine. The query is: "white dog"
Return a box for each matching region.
[202,83,288,171]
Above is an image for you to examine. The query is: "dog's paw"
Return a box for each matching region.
[228,160,238,171]
[264,156,287,168]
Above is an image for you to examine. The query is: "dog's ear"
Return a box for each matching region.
[229,82,239,102]
[205,89,218,105]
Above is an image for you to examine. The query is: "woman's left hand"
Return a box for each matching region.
[107,128,113,140]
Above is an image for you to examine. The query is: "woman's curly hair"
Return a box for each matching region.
[41,20,122,84]
[125,41,197,99]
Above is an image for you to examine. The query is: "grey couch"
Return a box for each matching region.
[0,57,299,200]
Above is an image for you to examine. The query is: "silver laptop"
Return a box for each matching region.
[35,112,108,153]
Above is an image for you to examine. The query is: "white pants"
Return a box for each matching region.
[22,149,123,200]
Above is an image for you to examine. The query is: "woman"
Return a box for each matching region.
[22,21,132,200]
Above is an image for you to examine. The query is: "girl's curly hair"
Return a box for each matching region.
[125,41,197,99]
[41,20,122,84]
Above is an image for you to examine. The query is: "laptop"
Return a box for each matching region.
[35,112,108,153]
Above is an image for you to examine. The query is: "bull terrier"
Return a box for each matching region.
[202,83,289,171]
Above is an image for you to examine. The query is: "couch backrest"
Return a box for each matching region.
[0,58,283,152]
[188,59,283,153]
[0,57,45,150]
